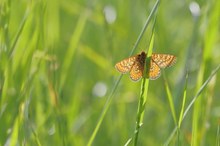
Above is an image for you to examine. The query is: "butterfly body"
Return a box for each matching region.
[115,51,176,81]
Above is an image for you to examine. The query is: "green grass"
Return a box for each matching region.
[0,0,220,146]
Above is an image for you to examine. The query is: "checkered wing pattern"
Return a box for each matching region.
[129,60,144,81]
[115,52,176,81]
[115,56,137,74]
[152,54,177,68]
[149,60,161,80]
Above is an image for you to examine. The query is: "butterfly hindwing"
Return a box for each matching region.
[129,52,146,81]
[149,60,161,80]
[129,60,143,81]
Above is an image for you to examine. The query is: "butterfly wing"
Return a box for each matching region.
[129,52,146,81]
[115,56,137,74]
[149,60,161,80]
[115,52,176,81]
[152,54,177,68]
[129,60,144,81]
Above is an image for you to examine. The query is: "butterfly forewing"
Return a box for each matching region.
[115,56,137,73]
[152,54,177,68]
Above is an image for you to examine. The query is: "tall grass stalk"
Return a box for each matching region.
[60,10,89,90]
[87,75,122,146]
[191,65,204,146]
[192,1,219,144]
[128,0,160,56]
[178,72,188,128]
[9,8,30,57]
[216,123,220,146]
[164,64,220,145]
[133,33,154,146]
[163,75,177,126]
[177,72,188,144]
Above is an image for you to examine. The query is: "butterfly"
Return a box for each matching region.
[115,51,177,81]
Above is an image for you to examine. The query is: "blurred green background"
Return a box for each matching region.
[0,0,220,145]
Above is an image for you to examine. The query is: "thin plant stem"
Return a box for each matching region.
[129,0,160,56]
[133,33,154,145]
[164,64,220,146]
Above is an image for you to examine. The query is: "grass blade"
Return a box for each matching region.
[133,33,154,146]
[163,76,177,126]
[87,75,122,146]
[9,8,30,57]
[60,11,88,90]
[178,72,188,127]
[164,64,220,146]
[216,123,220,146]
[129,0,160,56]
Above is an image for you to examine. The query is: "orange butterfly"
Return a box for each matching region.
[115,51,177,81]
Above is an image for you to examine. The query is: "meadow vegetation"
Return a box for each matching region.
[0,0,220,145]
